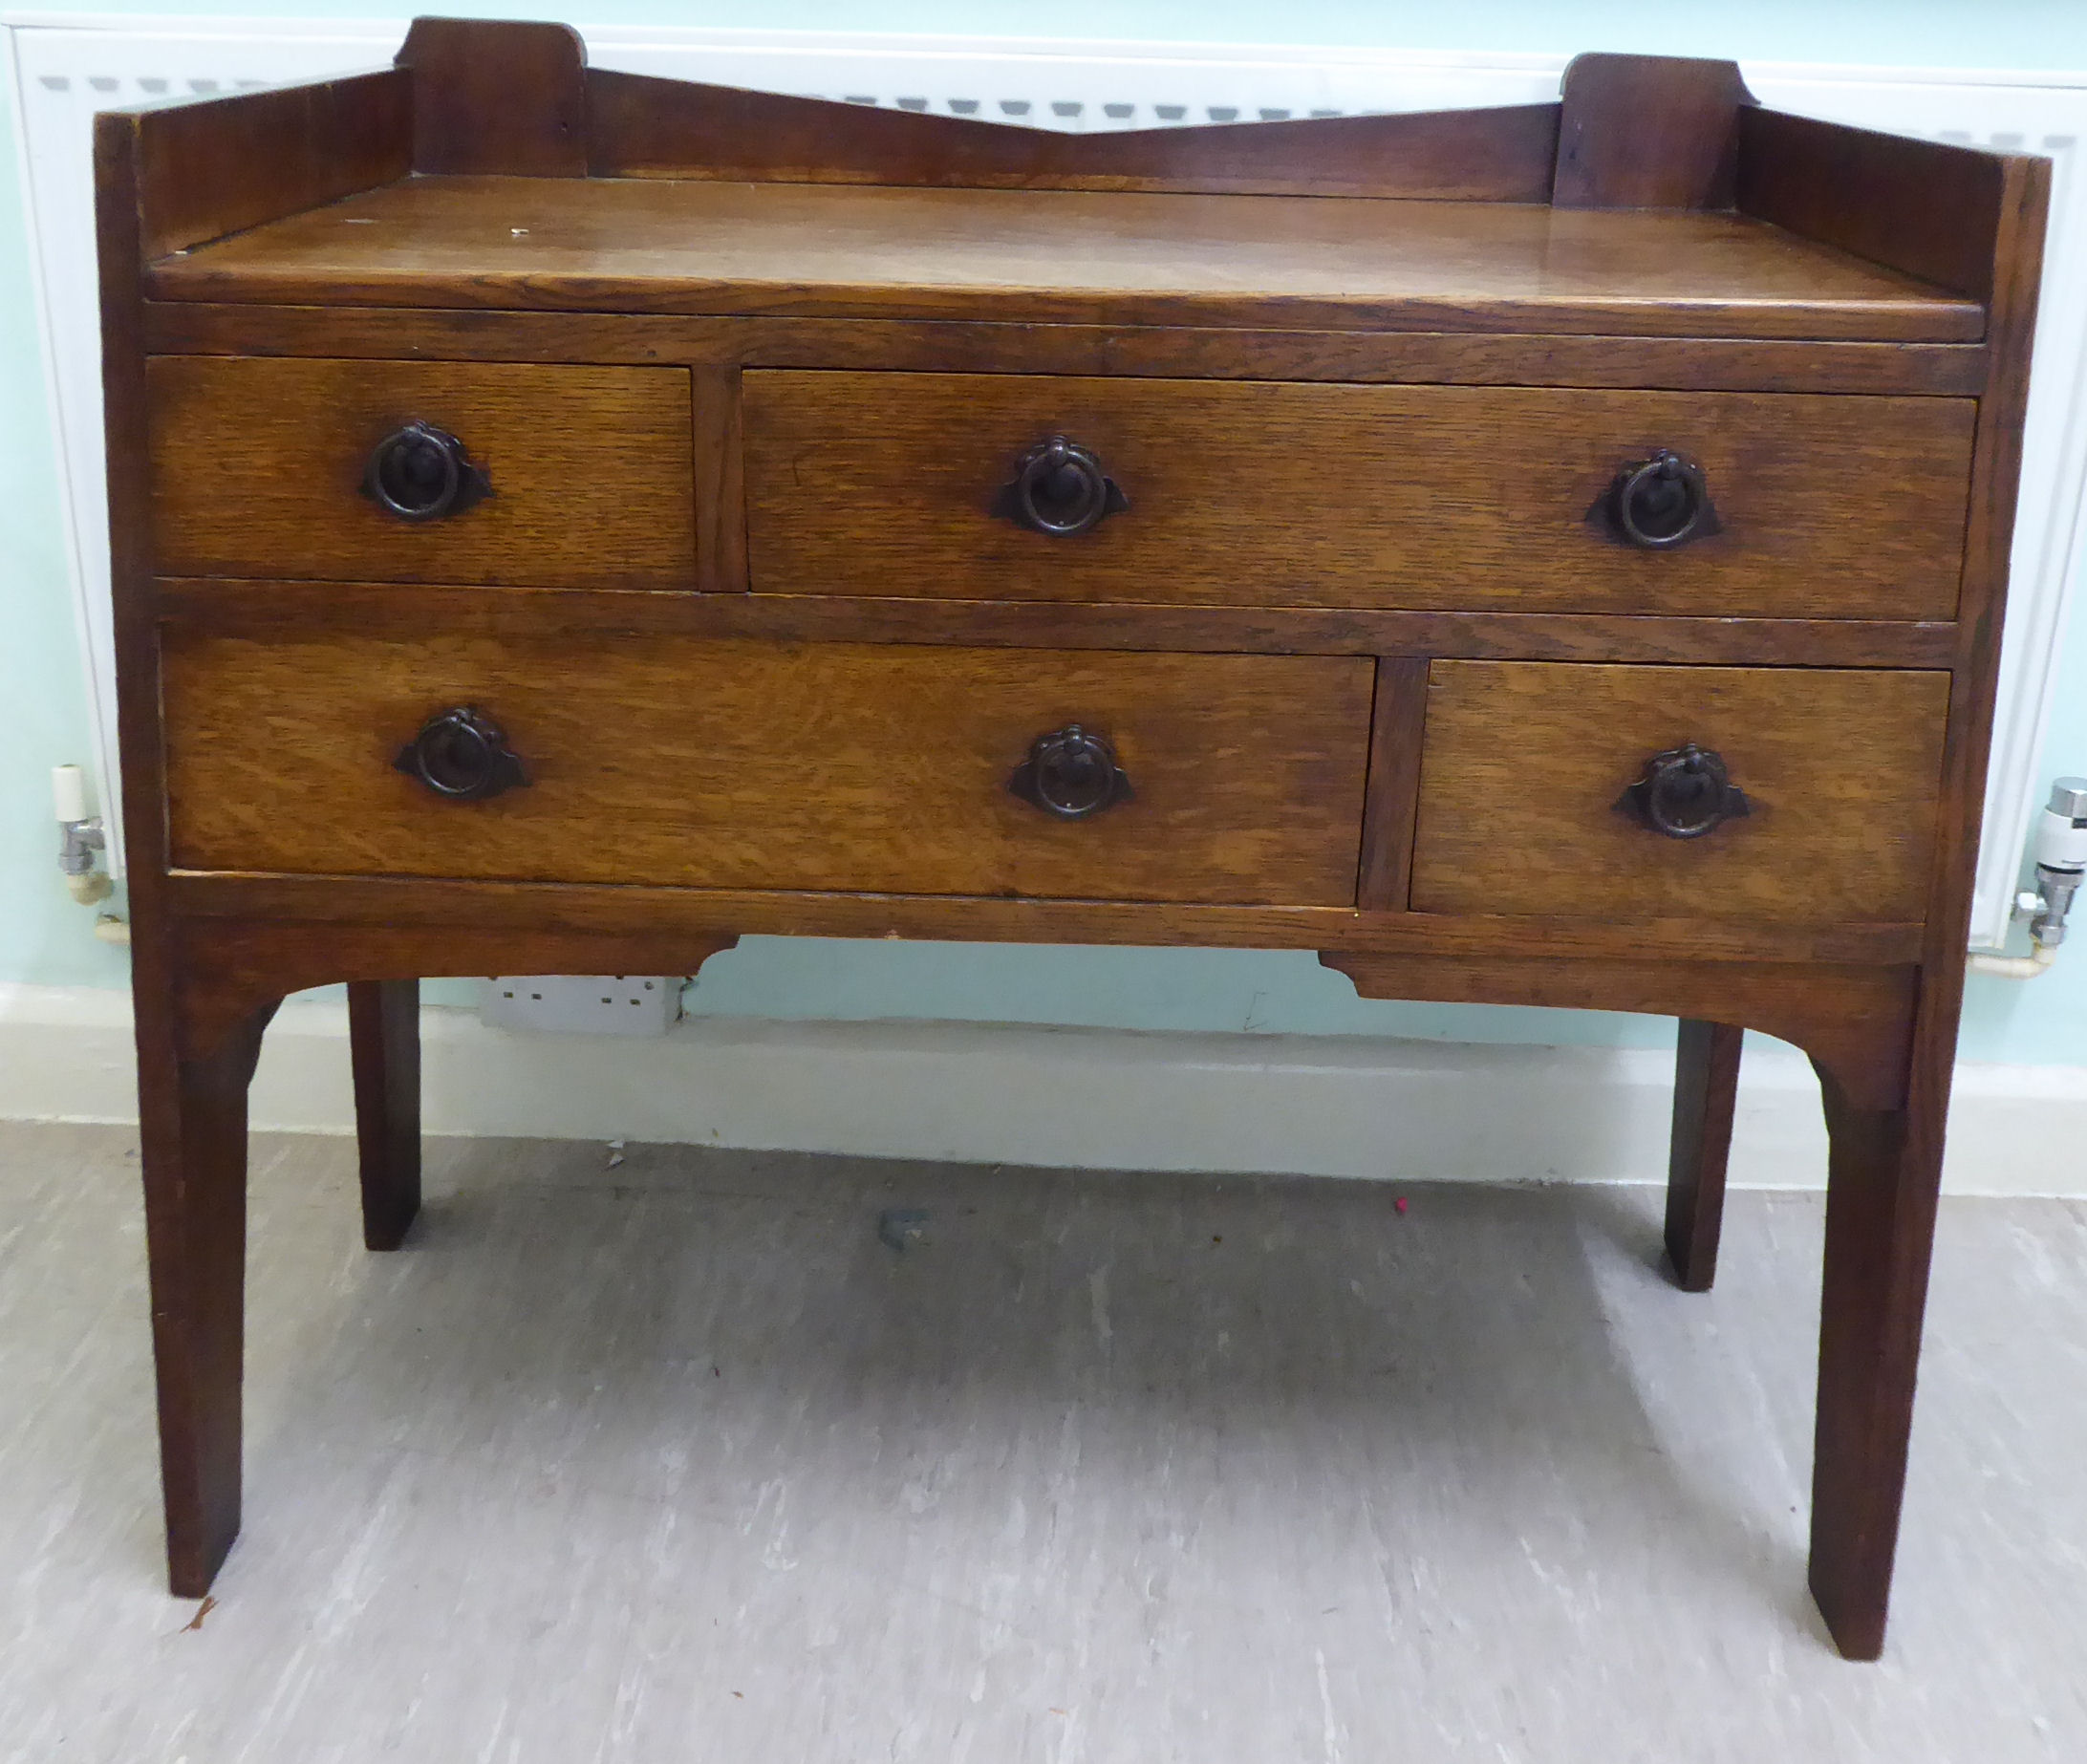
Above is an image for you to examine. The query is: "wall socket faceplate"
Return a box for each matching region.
[479,976,682,1036]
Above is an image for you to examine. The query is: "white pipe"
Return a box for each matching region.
[1968,943,2060,979]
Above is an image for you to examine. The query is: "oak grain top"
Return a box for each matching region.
[145,173,1985,340]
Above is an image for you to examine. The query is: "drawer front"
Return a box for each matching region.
[1409,661,1948,926]
[743,372,1975,619]
[147,357,697,589]
[162,634,1373,905]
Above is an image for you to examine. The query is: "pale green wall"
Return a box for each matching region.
[5,0,2084,1059]
[0,78,128,993]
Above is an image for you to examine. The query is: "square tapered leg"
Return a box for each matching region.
[348,979,421,1251]
[1665,1019,1743,1291]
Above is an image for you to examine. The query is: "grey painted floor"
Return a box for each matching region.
[2,1121,2084,1763]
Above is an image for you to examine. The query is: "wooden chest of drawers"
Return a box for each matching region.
[97,19,2049,1660]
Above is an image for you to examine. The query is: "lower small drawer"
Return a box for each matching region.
[1409,661,1949,926]
[161,634,1374,906]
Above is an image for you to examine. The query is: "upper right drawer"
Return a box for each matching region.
[743,372,1975,620]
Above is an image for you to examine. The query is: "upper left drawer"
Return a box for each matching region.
[146,358,697,589]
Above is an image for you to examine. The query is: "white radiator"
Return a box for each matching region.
[7,13,2082,950]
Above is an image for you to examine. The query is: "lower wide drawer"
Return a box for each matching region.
[161,635,1374,905]
[1410,661,1949,926]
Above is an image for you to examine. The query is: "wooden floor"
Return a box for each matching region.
[2,1119,2082,1762]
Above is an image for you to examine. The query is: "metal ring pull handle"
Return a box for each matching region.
[1009,724,1133,819]
[1600,449,1718,550]
[362,422,490,523]
[994,436,1130,537]
[394,707,528,801]
[1615,742,1750,840]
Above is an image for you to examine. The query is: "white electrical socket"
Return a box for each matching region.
[479,976,682,1036]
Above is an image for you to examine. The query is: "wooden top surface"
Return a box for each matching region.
[146,173,1985,341]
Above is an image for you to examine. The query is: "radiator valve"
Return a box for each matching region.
[1969,777,2085,979]
[2023,777,2087,947]
[53,764,113,906]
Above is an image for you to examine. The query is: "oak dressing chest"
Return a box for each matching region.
[97,18,2049,1658]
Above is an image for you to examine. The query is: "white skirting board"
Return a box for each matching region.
[3,985,2084,1196]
